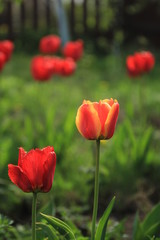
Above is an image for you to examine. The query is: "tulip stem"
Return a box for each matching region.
[91,139,100,240]
[32,192,37,240]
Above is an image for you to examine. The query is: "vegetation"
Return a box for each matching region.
[0,39,159,239]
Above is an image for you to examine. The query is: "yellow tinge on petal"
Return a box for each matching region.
[93,100,111,138]
[102,98,117,107]
[83,99,92,104]
[76,102,101,140]
[104,102,119,139]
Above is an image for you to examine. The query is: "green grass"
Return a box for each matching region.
[0,46,160,238]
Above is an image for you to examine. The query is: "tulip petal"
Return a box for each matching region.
[41,146,55,155]
[21,149,47,191]
[102,98,115,107]
[104,102,119,139]
[76,103,101,140]
[93,101,111,136]
[126,55,140,77]
[134,52,146,74]
[8,164,32,192]
[42,152,56,192]
[18,147,27,167]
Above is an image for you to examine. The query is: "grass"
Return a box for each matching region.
[0,45,160,238]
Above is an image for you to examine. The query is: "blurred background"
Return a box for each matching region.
[1,0,160,52]
[0,0,160,239]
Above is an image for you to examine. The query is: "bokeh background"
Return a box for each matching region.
[0,0,160,239]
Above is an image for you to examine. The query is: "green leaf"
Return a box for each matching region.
[132,212,141,240]
[77,237,89,240]
[142,203,160,233]
[132,212,143,240]
[37,222,59,240]
[95,196,115,240]
[137,126,153,164]
[40,213,76,240]
[145,222,160,238]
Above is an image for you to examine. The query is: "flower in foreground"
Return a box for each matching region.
[76,98,119,140]
[39,35,61,54]
[8,146,56,193]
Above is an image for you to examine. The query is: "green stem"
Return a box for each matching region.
[32,192,37,240]
[91,139,100,240]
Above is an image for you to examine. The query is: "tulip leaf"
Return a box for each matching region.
[40,212,76,240]
[95,196,115,240]
[77,237,90,240]
[132,212,143,240]
[145,222,160,238]
[37,222,59,240]
[141,203,160,233]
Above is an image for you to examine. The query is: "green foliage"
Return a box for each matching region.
[37,222,59,240]
[105,219,125,240]
[39,213,76,240]
[99,118,155,212]
[95,197,115,240]
[132,203,160,240]
[0,214,31,240]
[0,214,18,240]
[0,46,159,240]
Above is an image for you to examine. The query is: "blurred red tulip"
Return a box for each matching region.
[62,39,83,61]
[134,52,146,74]
[39,35,61,54]
[0,40,14,61]
[0,51,7,71]
[126,55,140,77]
[76,98,119,140]
[126,51,155,77]
[50,57,76,76]
[141,51,155,72]
[8,146,56,193]
[60,58,76,76]
[51,57,64,75]
[31,56,53,81]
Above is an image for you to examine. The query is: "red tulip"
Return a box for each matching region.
[76,98,119,140]
[0,40,14,61]
[50,57,76,76]
[60,58,76,76]
[8,146,56,193]
[126,51,155,77]
[50,57,63,75]
[141,51,155,72]
[0,51,7,71]
[134,52,146,74]
[126,55,140,77]
[31,56,53,81]
[39,35,61,54]
[62,39,83,61]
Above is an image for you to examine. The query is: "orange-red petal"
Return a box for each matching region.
[93,101,111,136]
[102,98,115,107]
[76,102,101,140]
[104,102,119,139]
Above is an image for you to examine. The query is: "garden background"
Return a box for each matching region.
[0,0,160,239]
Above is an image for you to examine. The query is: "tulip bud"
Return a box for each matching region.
[76,98,119,140]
